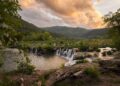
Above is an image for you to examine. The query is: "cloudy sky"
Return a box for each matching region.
[19,0,120,29]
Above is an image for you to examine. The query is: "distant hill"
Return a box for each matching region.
[19,20,43,32]
[43,26,108,39]
[19,20,108,39]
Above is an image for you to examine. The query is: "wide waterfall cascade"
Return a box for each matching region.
[56,48,77,66]
[28,47,77,66]
[19,47,66,70]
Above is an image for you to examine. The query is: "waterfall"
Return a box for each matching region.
[35,48,38,55]
[28,47,39,56]
[28,47,77,66]
[56,48,77,66]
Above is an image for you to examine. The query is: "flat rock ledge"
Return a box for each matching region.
[46,63,97,86]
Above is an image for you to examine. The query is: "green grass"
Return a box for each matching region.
[84,67,100,79]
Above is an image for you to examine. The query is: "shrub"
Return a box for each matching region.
[42,45,55,55]
[84,67,100,79]
[0,76,20,86]
[107,51,113,55]
[17,62,35,75]
[76,59,88,64]
[0,51,4,67]
[86,54,92,58]
[60,64,65,69]
[96,49,100,52]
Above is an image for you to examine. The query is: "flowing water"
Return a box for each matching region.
[56,48,77,66]
[28,48,77,71]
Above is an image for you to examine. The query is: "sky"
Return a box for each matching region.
[19,0,120,29]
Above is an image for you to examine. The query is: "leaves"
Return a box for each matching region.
[0,0,21,28]
[104,8,120,50]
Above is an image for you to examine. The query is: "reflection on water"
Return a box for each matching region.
[29,54,66,70]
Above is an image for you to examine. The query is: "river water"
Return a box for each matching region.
[29,54,66,70]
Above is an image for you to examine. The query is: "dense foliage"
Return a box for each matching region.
[17,62,35,75]
[104,8,120,50]
[0,0,21,28]
[0,0,22,47]
[84,67,100,79]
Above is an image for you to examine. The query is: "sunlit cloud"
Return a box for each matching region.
[19,0,36,8]
[19,0,120,28]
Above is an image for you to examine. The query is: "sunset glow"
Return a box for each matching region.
[19,0,120,29]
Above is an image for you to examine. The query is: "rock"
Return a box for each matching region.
[114,52,120,59]
[0,48,25,72]
[37,81,42,86]
[73,71,83,76]
[99,60,120,74]
[84,58,93,63]
[46,63,97,86]
[73,56,84,60]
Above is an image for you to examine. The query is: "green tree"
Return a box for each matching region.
[0,0,22,47]
[0,0,21,28]
[104,8,120,50]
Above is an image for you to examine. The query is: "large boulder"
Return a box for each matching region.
[0,48,25,72]
[46,63,97,86]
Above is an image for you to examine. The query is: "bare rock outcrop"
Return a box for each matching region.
[0,48,25,72]
[46,63,97,86]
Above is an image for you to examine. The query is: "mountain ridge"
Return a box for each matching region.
[42,26,108,39]
[20,20,108,39]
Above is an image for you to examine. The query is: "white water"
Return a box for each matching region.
[56,48,77,66]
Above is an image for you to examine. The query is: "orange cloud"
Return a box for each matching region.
[38,0,104,28]
[19,0,36,8]
[20,0,104,28]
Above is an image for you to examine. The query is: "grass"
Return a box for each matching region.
[84,67,100,79]
[0,75,20,86]
[76,59,88,64]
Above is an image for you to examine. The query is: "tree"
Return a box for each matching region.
[0,0,21,28]
[104,8,120,50]
[0,0,22,47]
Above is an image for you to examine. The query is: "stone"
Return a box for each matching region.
[46,63,97,86]
[0,48,25,72]
[114,52,120,59]
[37,81,42,86]
[99,60,120,74]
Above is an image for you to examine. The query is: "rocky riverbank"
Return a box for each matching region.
[1,59,120,86]
[46,59,120,86]
[0,48,120,86]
